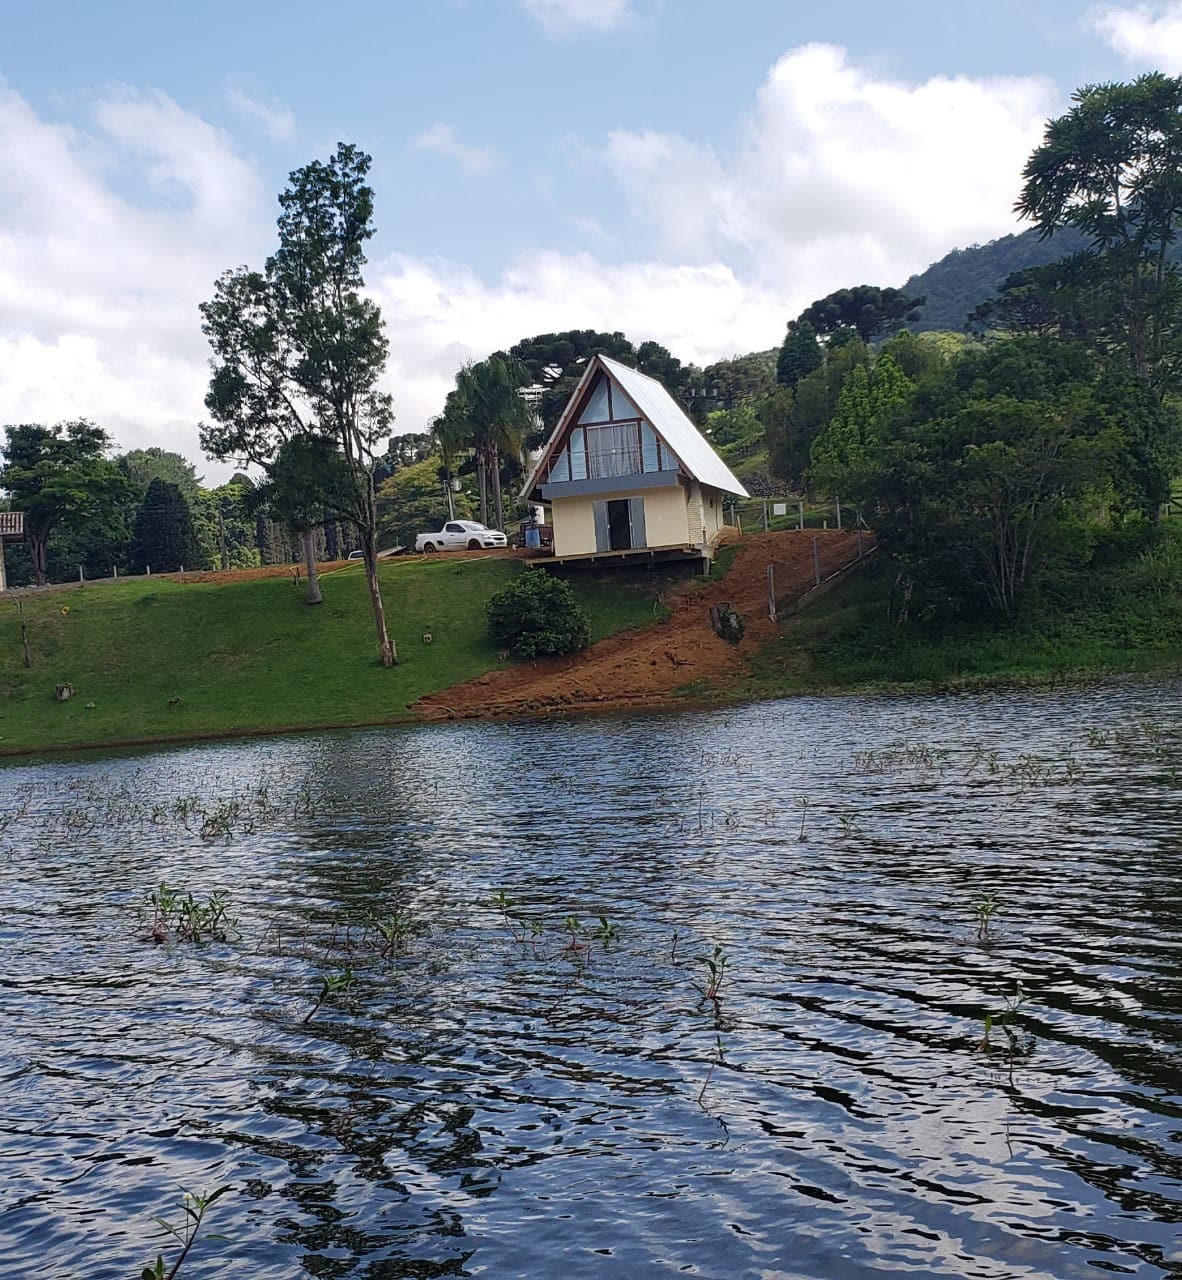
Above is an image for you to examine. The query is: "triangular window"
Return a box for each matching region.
[610,384,640,420]
[578,376,612,424]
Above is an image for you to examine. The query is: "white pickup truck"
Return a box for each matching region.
[416,520,508,553]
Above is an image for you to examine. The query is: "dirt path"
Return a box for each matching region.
[415,530,863,720]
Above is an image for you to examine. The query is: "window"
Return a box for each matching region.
[586,423,640,478]
[570,427,587,481]
[578,377,612,424]
[641,423,659,472]
[610,384,641,420]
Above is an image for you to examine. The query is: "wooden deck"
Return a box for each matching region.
[527,543,710,571]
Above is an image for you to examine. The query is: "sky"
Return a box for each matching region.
[2,0,1181,480]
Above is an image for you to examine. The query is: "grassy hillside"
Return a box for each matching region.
[741,539,1182,696]
[0,558,663,754]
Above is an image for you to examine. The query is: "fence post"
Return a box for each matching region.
[762,500,769,532]
[812,537,821,587]
[78,564,84,583]
[835,497,842,529]
[767,563,776,621]
[856,527,864,559]
[798,500,804,531]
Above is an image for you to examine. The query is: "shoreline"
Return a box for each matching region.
[4,657,1178,763]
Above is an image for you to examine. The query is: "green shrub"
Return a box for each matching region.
[486,570,591,659]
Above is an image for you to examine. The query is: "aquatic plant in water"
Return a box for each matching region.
[147,884,236,944]
[978,982,1034,1057]
[698,1033,726,1104]
[562,914,588,951]
[304,967,355,1023]
[594,915,620,945]
[696,945,728,1003]
[974,892,999,941]
[140,1185,232,1279]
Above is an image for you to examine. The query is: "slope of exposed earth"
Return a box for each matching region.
[415,530,864,719]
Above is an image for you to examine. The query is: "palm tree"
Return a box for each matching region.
[450,356,533,530]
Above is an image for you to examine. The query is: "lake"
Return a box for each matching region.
[1,681,1180,1278]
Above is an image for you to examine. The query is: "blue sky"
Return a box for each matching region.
[1,0,1179,472]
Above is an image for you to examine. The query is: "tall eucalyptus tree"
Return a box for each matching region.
[200,143,398,664]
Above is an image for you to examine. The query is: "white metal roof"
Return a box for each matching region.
[520,355,750,499]
[598,356,749,497]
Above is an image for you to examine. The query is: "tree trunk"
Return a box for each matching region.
[29,531,49,587]
[356,469,396,666]
[477,453,488,526]
[302,528,323,605]
[492,444,504,532]
[362,530,396,666]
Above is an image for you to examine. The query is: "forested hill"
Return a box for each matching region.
[902,227,1088,332]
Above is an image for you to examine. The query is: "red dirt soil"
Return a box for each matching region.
[415,529,864,720]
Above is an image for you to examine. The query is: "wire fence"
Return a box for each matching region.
[765,529,876,622]
[726,496,865,535]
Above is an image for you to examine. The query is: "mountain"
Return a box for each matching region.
[902,228,1089,332]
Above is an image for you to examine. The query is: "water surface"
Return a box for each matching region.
[1,681,1180,1278]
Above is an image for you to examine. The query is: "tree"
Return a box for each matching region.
[120,448,203,499]
[763,336,871,491]
[704,403,764,464]
[506,330,695,434]
[130,479,203,574]
[250,436,356,603]
[201,143,399,664]
[374,431,434,485]
[377,454,473,550]
[445,356,533,531]
[810,354,916,495]
[507,330,637,435]
[776,319,823,388]
[796,285,925,342]
[1017,73,1182,382]
[0,421,130,586]
[832,338,1122,618]
[689,352,774,420]
[757,386,805,491]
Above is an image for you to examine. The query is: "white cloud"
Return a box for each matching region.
[368,251,786,430]
[411,122,500,176]
[0,48,1063,477]
[226,86,297,142]
[521,0,634,37]
[1089,2,1182,66]
[603,43,1058,297]
[0,84,269,473]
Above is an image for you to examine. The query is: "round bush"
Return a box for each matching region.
[486,571,591,659]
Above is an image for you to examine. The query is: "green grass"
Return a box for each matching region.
[740,540,1182,697]
[0,558,663,754]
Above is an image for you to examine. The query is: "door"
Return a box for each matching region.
[592,499,647,553]
[607,499,632,551]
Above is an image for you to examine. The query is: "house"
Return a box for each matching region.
[520,355,749,568]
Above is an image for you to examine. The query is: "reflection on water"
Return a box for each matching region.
[1,680,1181,1278]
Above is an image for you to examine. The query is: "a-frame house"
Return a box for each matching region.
[521,355,749,567]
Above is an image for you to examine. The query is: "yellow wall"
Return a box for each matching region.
[642,486,691,547]
[550,485,692,556]
[551,495,597,557]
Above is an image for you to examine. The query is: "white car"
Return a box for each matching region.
[416,520,508,553]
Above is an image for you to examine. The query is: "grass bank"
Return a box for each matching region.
[0,558,663,755]
[740,536,1182,697]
